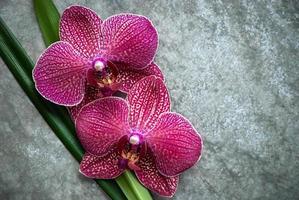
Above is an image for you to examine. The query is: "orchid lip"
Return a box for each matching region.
[118,158,128,169]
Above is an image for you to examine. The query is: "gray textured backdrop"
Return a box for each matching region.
[0,0,299,200]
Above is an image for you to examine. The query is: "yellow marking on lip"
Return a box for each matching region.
[107,78,112,85]
[121,150,139,163]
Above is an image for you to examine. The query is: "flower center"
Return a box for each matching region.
[117,132,146,171]
[89,58,118,89]
[120,150,140,169]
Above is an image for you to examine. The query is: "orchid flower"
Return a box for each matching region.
[33,5,162,109]
[76,76,202,197]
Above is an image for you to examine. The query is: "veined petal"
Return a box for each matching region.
[80,148,124,179]
[100,14,158,69]
[116,62,164,93]
[128,76,170,131]
[33,41,88,106]
[76,97,130,156]
[60,5,102,58]
[135,150,178,197]
[146,112,202,177]
[68,85,103,121]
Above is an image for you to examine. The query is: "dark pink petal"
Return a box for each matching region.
[80,148,124,179]
[135,150,178,197]
[100,14,158,69]
[128,76,170,131]
[76,97,130,156]
[33,41,88,106]
[68,85,103,121]
[116,62,164,93]
[60,5,102,58]
[146,112,202,177]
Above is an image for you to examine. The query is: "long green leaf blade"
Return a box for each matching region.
[0,8,74,132]
[34,0,60,47]
[0,16,126,200]
[116,171,153,200]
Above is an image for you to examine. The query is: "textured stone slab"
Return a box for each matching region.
[0,0,298,200]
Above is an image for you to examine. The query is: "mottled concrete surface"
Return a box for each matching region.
[0,0,298,200]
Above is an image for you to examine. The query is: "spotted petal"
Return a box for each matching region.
[146,112,202,177]
[100,14,158,69]
[80,148,124,179]
[76,97,130,156]
[60,5,102,58]
[135,150,178,197]
[128,76,170,131]
[116,63,164,93]
[33,41,88,106]
[68,85,103,121]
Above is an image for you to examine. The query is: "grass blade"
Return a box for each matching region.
[0,16,126,200]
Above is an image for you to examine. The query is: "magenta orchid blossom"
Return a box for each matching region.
[33,5,162,108]
[76,76,202,197]
[32,4,203,197]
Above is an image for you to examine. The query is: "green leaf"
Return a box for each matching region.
[0,16,126,200]
[116,171,153,200]
[34,0,60,47]
[33,1,153,199]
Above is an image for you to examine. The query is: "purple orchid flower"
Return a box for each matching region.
[76,76,202,197]
[33,5,162,108]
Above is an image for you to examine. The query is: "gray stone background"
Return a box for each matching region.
[0,0,298,199]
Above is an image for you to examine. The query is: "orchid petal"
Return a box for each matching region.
[135,150,178,197]
[80,148,124,179]
[116,63,164,93]
[147,112,202,177]
[128,76,170,131]
[76,97,130,156]
[100,14,158,69]
[60,5,102,58]
[33,41,88,106]
[68,85,103,121]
